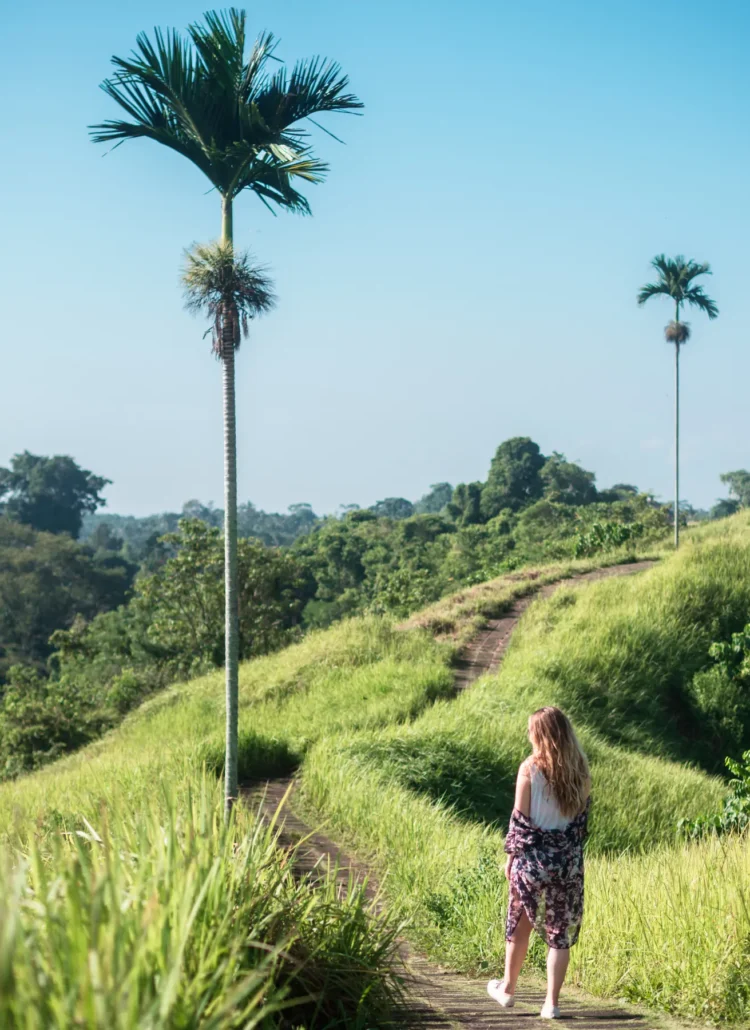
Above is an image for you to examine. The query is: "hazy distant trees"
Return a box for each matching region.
[0,453,109,538]
[480,437,546,518]
[541,452,598,505]
[0,519,133,683]
[370,497,415,519]
[414,483,454,514]
[720,470,750,508]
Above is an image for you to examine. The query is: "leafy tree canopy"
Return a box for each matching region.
[90,9,363,210]
[540,452,598,505]
[480,437,547,518]
[637,254,719,325]
[446,482,483,527]
[369,497,415,520]
[414,483,453,515]
[0,452,109,538]
[721,470,750,508]
[133,519,313,673]
[0,518,134,683]
[712,498,741,520]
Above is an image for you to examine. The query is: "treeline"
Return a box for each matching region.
[81,500,320,559]
[0,442,746,778]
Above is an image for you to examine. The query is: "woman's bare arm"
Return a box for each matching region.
[505,760,532,879]
[514,758,532,818]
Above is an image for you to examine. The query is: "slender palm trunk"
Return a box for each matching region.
[221,194,239,817]
[674,300,680,550]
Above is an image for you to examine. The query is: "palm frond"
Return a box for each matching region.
[638,253,718,322]
[234,151,327,211]
[637,280,672,305]
[664,321,691,344]
[91,11,362,211]
[680,259,712,286]
[189,8,248,89]
[182,241,276,356]
[683,285,719,319]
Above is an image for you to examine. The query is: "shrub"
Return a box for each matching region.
[689,623,750,754]
[574,520,644,557]
[679,751,750,839]
[0,665,112,778]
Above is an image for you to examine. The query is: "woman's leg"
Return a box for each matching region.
[546,946,570,1007]
[503,910,533,993]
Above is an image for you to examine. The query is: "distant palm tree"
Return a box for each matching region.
[91,9,362,816]
[637,255,718,549]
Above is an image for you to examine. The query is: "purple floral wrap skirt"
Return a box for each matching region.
[504,801,589,950]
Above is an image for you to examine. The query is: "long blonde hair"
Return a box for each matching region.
[529,706,590,817]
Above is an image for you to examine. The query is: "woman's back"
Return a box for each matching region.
[529,762,571,831]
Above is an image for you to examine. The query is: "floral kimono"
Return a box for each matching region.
[504,800,590,950]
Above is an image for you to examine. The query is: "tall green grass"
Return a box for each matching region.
[578,834,750,1022]
[491,529,750,767]
[301,728,750,1022]
[0,620,448,1026]
[296,517,750,1021]
[403,550,664,644]
[0,774,404,1029]
[0,618,451,847]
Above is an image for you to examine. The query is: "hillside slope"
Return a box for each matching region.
[2,533,726,845]
[2,516,749,1022]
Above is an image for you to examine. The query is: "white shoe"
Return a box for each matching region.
[540,1002,562,1019]
[487,979,516,1007]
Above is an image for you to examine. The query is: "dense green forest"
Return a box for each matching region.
[0,442,746,778]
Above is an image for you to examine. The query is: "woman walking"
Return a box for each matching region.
[487,706,591,1019]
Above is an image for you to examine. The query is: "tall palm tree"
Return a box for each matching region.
[91,9,362,816]
[182,242,275,808]
[637,255,718,549]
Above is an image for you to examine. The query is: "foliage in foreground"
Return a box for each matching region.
[0,776,403,1029]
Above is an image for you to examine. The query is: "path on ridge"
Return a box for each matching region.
[452,561,655,691]
[243,560,657,1029]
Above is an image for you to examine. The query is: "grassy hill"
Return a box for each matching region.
[2,514,750,1023]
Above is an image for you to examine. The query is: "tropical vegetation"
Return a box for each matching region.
[2,514,750,1024]
[6,435,750,781]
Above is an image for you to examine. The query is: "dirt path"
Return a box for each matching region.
[243,560,656,1029]
[453,561,655,691]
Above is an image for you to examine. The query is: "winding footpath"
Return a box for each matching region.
[242,561,657,1029]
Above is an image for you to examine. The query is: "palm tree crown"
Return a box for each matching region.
[90,8,363,211]
[664,321,691,345]
[637,254,718,334]
[182,241,276,356]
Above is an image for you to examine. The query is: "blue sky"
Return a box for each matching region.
[2,0,748,515]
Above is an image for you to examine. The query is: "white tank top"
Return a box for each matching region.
[530,763,571,831]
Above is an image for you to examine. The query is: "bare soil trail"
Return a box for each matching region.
[452,561,655,691]
[242,560,657,1029]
